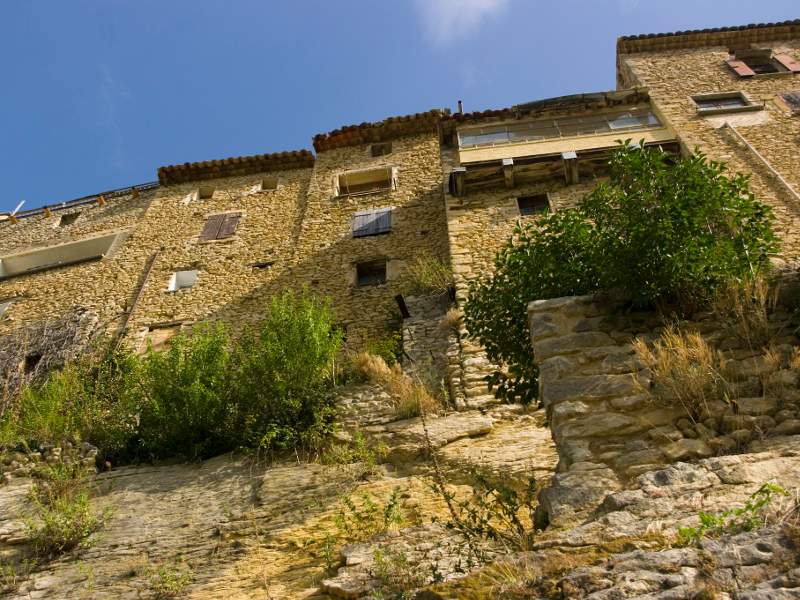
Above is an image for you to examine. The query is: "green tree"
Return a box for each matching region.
[464,143,778,405]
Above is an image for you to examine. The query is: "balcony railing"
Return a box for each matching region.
[458,107,661,149]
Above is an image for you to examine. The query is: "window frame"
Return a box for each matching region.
[335,167,398,198]
[56,212,81,227]
[517,194,550,217]
[355,260,387,287]
[370,142,393,157]
[691,91,762,116]
[167,269,199,292]
[198,212,242,242]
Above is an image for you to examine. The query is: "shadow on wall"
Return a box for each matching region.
[188,180,452,349]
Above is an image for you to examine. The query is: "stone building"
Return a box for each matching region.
[1,19,799,400]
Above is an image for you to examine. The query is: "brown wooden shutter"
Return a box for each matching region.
[774,53,800,73]
[199,214,225,240]
[781,91,800,113]
[725,58,755,78]
[217,212,241,239]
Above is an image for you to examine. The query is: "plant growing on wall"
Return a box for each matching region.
[464,143,778,405]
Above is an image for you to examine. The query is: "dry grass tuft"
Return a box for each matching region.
[439,307,462,332]
[404,251,453,296]
[633,326,733,420]
[711,275,777,349]
[352,352,442,419]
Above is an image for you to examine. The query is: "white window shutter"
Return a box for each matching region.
[391,167,399,191]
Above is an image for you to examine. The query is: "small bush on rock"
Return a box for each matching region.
[1,290,343,462]
[464,144,777,404]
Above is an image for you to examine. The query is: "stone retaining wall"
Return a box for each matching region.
[528,292,800,525]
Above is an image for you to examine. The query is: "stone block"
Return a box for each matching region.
[773,419,800,436]
[535,332,615,361]
[735,397,778,416]
[661,438,713,462]
[545,373,640,405]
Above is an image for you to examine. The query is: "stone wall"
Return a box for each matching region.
[619,40,800,268]
[290,133,450,347]
[0,189,156,338]
[122,167,313,344]
[528,292,800,525]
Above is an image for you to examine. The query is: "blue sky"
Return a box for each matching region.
[1,1,797,212]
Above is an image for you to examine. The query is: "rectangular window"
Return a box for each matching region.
[199,212,241,241]
[198,185,215,199]
[458,107,661,149]
[726,49,799,77]
[352,208,392,238]
[356,260,387,287]
[781,91,800,114]
[260,176,279,191]
[517,194,550,216]
[370,142,392,157]
[0,231,126,279]
[57,212,80,227]
[167,270,198,292]
[692,92,759,114]
[336,167,396,197]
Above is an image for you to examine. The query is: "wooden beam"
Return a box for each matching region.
[562,150,579,185]
[450,167,467,197]
[502,158,515,188]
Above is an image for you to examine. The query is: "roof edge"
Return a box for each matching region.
[618,19,800,54]
[157,149,315,185]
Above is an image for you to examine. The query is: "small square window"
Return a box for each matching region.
[356,260,387,287]
[370,142,392,157]
[781,91,800,114]
[168,270,198,292]
[260,176,279,191]
[517,194,549,216]
[727,49,790,77]
[24,353,42,374]
[198,186,215,199]
[692,92,758,114]
[58,212,80,227]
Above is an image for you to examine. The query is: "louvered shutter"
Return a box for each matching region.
[725,58,755,77]
[217,213,241,239]
[199,214,225,240]
[352,212,371,237]
[774,53,800,73]
[353,209,392,237]
[374,208,392,234]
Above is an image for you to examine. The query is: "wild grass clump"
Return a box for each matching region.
[405,251,453,296]
[633,326,733,421]
[352,353,442,419]
[1,290,343,462]
[26,463,102,558]
[711,275,778,349]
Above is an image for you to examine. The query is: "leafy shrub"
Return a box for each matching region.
[230,291,343,452]
[433,472,539,556]
[464,144,778,404]
[364,329,403,367]
[26,465,102,558]
[2,290,343,462]
[148,561,194,599]
[676,482,789,546]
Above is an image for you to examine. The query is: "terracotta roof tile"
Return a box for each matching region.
[157,149,314,185]
[313,109,448,152]
[618,19,800,54]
